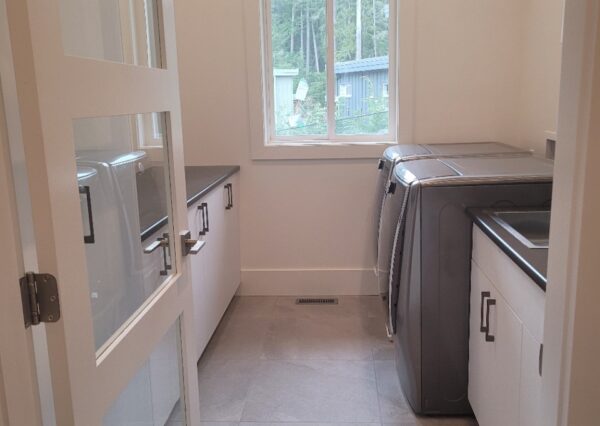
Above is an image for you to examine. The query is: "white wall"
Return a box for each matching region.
[518,0,564,154]
[174,0,562,295]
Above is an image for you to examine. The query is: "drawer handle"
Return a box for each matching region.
[480,291,491,332]
[485,298,496,342]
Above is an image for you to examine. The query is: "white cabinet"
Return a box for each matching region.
[469,227,545,426]
[187,174,241,359]
[519,327,543,426]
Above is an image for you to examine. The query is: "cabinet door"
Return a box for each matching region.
[519,327,543,426]
[223,175,241,297]
[188,200,208,358]
[488,285,522,426]
[469,262,522,426]
[469,262,496,426]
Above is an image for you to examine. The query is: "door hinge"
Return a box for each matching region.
[19,272,60,328]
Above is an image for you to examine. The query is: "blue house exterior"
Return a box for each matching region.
[335,56,389,118]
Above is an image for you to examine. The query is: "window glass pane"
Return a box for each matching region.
[103,321,185,425]
[74,113,174,351]
[59,0,163,68]
[271,0,327,137]
[335,0,390,135]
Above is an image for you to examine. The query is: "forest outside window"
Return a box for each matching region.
[264,0,396,144]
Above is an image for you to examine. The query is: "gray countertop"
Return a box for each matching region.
[138,165,240,241]
[468,208,548,291]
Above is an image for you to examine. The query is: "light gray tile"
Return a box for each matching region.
[202,315,271,362]
[374,360,413,422]
[197,358,259,421]
[225,296,277,319]
[372,342,396,360]
[241,360,380,422]
[434,417,478,425]
[196,423,239,426]
[263,315,385,361]
[383,416,439,426]
[240,423,380,426]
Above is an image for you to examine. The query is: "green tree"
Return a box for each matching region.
[271,0,390,135]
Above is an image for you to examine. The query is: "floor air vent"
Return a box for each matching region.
[295,298,338,305]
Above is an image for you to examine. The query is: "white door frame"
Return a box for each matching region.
[3,0,200,424]
[543,1,600,425]
[0,66,43,425]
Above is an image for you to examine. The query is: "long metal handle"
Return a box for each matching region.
[539,344,544,377]
[480,291,491,332]
[485,298,496,342]
[144,234,171,276]
[225,184,233,210]
[79,186,95,244]
[198,203,206,236]
[204,203,210,233]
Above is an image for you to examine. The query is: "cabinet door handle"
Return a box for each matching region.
[539,344,544,377]
[204,203,210,233]
[225,183,233,210]
[485,298,496,342]
[79,185,95,244]
[480,291,491,332]
[198,203,206,236]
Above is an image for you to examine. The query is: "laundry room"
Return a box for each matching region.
[0,0,599,425]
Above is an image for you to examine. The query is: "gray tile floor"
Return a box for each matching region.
[190,296,478,426]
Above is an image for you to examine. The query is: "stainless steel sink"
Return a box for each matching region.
[491,210,551,249]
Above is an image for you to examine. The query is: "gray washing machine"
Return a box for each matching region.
[375,143,530,307]
[384,156,553,415]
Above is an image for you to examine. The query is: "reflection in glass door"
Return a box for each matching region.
[59,0,163,67]
[75,112,174,352]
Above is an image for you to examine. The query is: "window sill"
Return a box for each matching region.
[250,141,396,161]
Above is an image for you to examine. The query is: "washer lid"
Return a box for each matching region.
[383,144,432,162]
[424,141,530,157]
[76,150,146,166]
[393,158,459,184]
[441,156,554,178]
[76,166,98,183]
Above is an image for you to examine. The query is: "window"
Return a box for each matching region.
[263,0,396,144]
[338,83,353,98]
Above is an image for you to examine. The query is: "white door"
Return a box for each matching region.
[3,0,200,424]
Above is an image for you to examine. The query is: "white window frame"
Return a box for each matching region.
[339,83,353,98]
[244,0,415,160]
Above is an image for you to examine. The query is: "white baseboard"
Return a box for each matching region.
[238,268,378,296]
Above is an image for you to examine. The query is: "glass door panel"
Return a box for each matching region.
[74,112,174,352]
[103,321,184,425]
[59,0,163,67]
